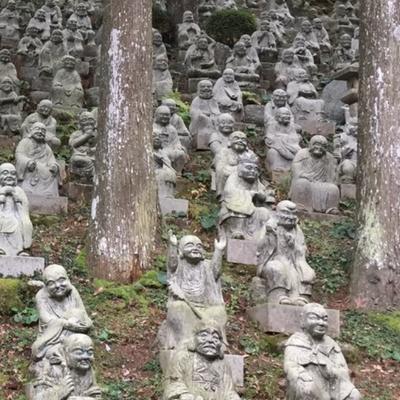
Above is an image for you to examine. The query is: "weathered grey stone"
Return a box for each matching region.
[20,67,39,83]
[29,91,49,105]
[270,169,290,184]
[27,194,68,215]
[226,239,257,265]
[244,105,264,126]
[32,76,53,92]
[247,303,340,337]
[297,211,343,223]
[341,183,356,200]
[0,255,44,277]
[75,60,90,76]
[68,182,93,201]
[296,120,336,136]
[160,198,189,216]
[321,80,347,124]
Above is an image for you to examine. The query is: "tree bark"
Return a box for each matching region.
[88,0,158,283]
[350,0,400,309]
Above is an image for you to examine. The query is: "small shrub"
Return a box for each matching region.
[152,6,172,37]
[205,9,257,47]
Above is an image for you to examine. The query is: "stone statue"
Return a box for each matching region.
[225,42,260,88]
[178,11,201,51]
[153,105,187,173]
[332,34,355,71]
[219,152,275,242]
[70,2,95,45]
[21,100,60,153]
[250,20,278,62]
[153,30,168,60]
[274,49,301,90]
[264,88,293,127]
[0,49,20,92]
[31,264,93,365]
[284,303,362,400]
[287,69,326,125]
[163,320,240,400]
[331,4,354,39]
[50,55,84,108]
[41,0,62,31]
[239,34,261,72]
[69,111,97,182]
[16,0,35,30]
[28,8,51,41]
[296,20,319,57]
[0,163,33,256]
[38,29,69,76]
[215,0,237,10]
[185,35,220,79]
[267,10,287,45]
[16,122,61,197]
[289,35,318,78]
[189,80,221,147]
[0,76,25,136]
[0,0,21,40]
[290,135,340,214]
[153,55,173,103]
[253,200,315,305]
[33,334,101,399]
[161,98,192,151]
[214,131,256,198]
[265,0,294,27]
[17,25,43,67]
[198,0,215,21]
[159,231,228,350]
[312,18,332,57]
[63,15,84,59]
[212,69,244,121]
[153,0,166,11]
[208,113,235,156]
[265,107,301,173]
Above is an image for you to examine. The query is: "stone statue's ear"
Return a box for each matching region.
[178,249,184,259]
[219,343,226,359]
[186,337,196,352]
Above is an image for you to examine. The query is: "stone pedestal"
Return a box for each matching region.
[270,170,290,184]
[0,255,45,277]
[297,211,343,223]
[226,239,257,265]
[27,194,68,215]
[159,198,189,216]
[68,182,93,202]
[296,120,336,136]
[247,303,340,337]
[2,37,19,50]
[159,350,244,387]
[340,183,356,200]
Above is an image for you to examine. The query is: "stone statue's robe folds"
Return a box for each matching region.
[51,68,84,108]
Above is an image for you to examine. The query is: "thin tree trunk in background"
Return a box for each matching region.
[350,0,400,310]
[88,0,158,283]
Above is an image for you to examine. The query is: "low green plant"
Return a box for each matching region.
[11,307,38,325]
[240,337,260,355]
[163,90,191,126]
[242,91,261,105]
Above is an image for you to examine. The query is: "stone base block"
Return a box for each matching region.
[159,350,244,387]
[244,105,264,126]
[83,44,98,58]
[32,76,52,92]
[68,182,93,202]
[27,194,68,215]
[341,88,358,105]
[226,239,257,265]
[196,132,210,151]
[2,37,19,49]
[0,255,45,277]
[297,211,343,223]
[29,90,49,105]
[159,198,188,216]
[341,183,356,200]
[0,135,20,150]
[270,170,290,184]
[20,67,39,82]
[247,303,340,337]
[297,120,335,136]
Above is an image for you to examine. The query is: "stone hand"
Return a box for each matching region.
[50,164,59,174]
[13,194,22,203]
[168,229,178,246]
[83,386,102,397]
[27,160,36,172]
[59,375,74,400]
[215,235,227,251]
[299,371,313,382]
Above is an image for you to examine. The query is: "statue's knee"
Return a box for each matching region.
[347,389,362,400]
[298,381,318,397]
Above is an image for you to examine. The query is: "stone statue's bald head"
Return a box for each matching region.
[0,163,17,187]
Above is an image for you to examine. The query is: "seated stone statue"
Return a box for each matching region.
[332,33,355,71]
[290,135,340,214]
[239,34,261,72]
[250,20,278,62]
[219,153,275,243]
[161,98,192,151]
[153,105,187,173]
[163,320,240,400]
[158,231,228,350]
[208,113,235,155]
[28,8,51,42]
[21,100,60,153]
[296,20,319,57]
[225,42,260,88]
[0,49,20,92]
[153,55,173,103]
[331,3,355,38]
[153,30,167,60]
[287,69,326,125]
[51,55,84,108]
[274,49,301,90]
[63,15,84,59]
[215,0,237,10]
[0,163,32,256]
[253,200,315,305]
[265,0,294,27]
[264,88,293,127]
[289,35,318,78]
[38,29,69,76]
[70,2,95,45]
[189,80,221,147]
[212,69,244,121]
[214,131,255,198]
[17,0,35,30]
[0,76,25,136]
[41,0,62,31]
[0,0,21,40]
[267,10,287,45]
[284,303,362,400]
[33,334,101,399]
[185,35,221,79]
[313,18,332,57]
[31,264,93,365]
[265,107,300,173]
[16,122,61,197]
[17,25,43,67]
[178,11,201,50]
[69,111,96,182]
[198,0,215,21]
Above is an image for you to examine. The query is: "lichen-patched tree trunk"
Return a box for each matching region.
[350,1,400,310]
[88,0,157,283]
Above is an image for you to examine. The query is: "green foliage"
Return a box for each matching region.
[242,91,262,105]
[183,169,211,184]
[138,270,166,288]
[152,5,172,36]
[95,328,117,343]
[0,149,14,164]
[102,379,136,400]
[11,307,38,326]
[0,279,24,314]
[329,220,356,239]
[163,90,191,126]
[200,209,219,230]
[205,9,257,47]
[141,358,161,372]
[240,337,261,355]
[75,248,89,275]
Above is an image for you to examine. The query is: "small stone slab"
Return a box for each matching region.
[32,76,52,92]
[196,132,210,151]
[2,37,19,49]
[297,120,335,136]
[270,170,290,184]
[340,88,358,105]
[332,65,359,81]
[68,182,93,202]
[226,239,257,266]
[27,194,68,215]
[297,211,343,223]
[159,198,188,216]
[247,303,340,337]
[0,255,45,278]
[159,350,244,387]
[341,183,356,200]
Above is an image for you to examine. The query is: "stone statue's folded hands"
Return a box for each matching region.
[299,371,313,382]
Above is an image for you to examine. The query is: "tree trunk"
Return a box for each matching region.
[88,0,158,283]
[350,0,400,309]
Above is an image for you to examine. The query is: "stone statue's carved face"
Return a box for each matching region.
[260,20,271,32]
[294,37,306,49]
[183,11,194,22]
[36,10,46,21]
[336,5,346,17]
[65,335,94,372]
[76,4,87,16]
[197,38,208,51]
[67,19,78,30]
[302,21,312,33]
[45,267,70,299]
[217,114,234,134]
[38,101,53,117]
[153,33,163,46]
[240,35,251,48]
[296,70,308,82]
[312,18,322,30]
[276,109,291,126]
[51,31,63,44]
[282,50,294,64]
[179,236,205,263]
[276,200,297,229]
[153,132,162,150]
[198,81,213,99]
[0,78,12,93]
[155,106,171,126]
[273,90,287,107]
[155,57,168,71]
[195,327,222,359]
[348,123,357,136]
[303,307,328,340]
[63,56,76,70]
[310,139,327,158]
[162,99,177,115]
[27,26,39,37]
[46,0,55,7]
[79,113,95,131]
[238,162,258,183]
[31,123,47,142]
[234,43,246,57]
[222,69,235,83]
[230,134,247,153]
[340,35,352,49]
[269,11,277,20]
[0,52,11,64]
[7,1,16,11]
[0,164,17,187]
[308,8,318,20]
